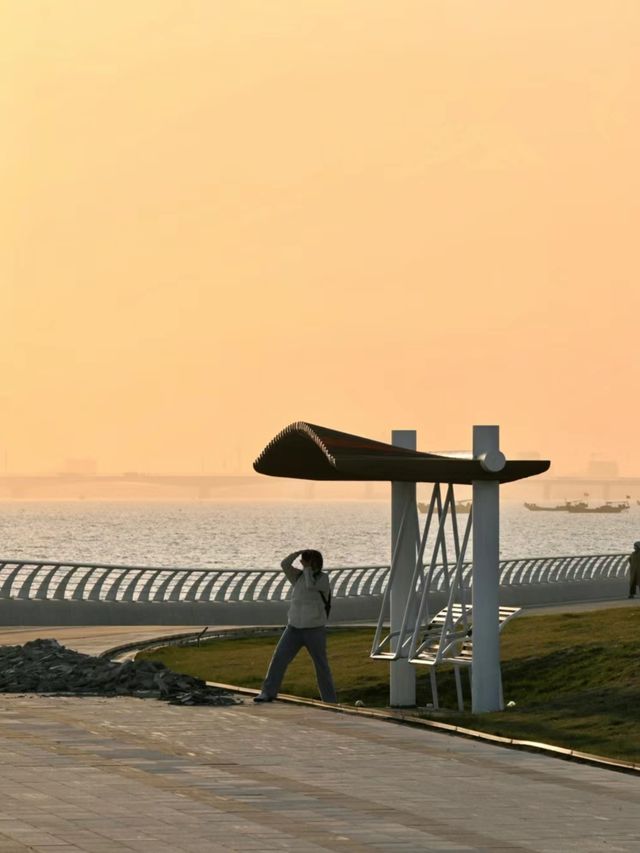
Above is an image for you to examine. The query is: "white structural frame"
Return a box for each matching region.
[389,430,418,707]
[371,481,474,706]
[471,425,504,712]
[370,483,466,659]
[376,424,507,713]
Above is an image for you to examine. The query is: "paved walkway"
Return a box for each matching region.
[520,597,638,616]
[1,619,639,852]
[0,626,208,657]
[1,690,640,852]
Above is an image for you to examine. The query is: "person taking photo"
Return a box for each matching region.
[254,549,337,703]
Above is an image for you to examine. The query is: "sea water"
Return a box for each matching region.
[0,500,637,570]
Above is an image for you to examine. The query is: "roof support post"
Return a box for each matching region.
[390,430,417,707]
[471,425,502,713]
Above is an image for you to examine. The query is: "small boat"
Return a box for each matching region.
[418,500,471,514]
[566,501,630,514]
[524,500,587,512]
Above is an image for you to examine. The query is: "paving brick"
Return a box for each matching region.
[1,647,640,852]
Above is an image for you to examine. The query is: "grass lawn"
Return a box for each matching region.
[137,607,640,763]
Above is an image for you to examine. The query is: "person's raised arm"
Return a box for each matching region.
[280,550,303,584]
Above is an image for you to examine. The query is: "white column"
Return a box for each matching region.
[390,429,417,707]
[471,425,504,713]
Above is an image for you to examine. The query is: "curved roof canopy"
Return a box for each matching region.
[254,422,550,484]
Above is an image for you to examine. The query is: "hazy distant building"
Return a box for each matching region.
[586,456,619,479]
[63,458,98,475]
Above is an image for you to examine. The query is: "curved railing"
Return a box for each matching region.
[0,553,629,604]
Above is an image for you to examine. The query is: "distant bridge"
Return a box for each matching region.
[1,473,639,501]
[0,474,267,499]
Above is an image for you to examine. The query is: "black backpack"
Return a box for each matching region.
[318,590,332,618]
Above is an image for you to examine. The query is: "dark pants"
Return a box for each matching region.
[261,625,337,702]
[630,562,640,596]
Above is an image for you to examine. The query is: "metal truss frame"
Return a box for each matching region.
[370,483,472,663]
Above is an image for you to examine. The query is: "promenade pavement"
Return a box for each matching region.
[0,626,207,658]
[0,617,639,852]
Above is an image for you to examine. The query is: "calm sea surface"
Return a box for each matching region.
[0,501,638,569]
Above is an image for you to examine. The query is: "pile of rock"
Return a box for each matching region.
[0,639,242,706]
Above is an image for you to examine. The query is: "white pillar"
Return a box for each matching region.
[471,425,504,713]
[390,429,417,707]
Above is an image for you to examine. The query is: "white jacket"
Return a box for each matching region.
[282,563,330,629]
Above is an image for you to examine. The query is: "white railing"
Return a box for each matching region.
[0,553,629,604]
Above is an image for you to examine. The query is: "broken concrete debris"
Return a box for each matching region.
[0,639,241,706]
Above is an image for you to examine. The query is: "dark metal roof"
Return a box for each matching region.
[253,422,550,484]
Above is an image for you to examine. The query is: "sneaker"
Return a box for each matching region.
[628,594,635,599]
[253,694,273,703]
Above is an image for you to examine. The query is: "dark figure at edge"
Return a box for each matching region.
[629,541,640,599]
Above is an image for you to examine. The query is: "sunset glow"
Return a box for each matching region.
[4,1,639,479]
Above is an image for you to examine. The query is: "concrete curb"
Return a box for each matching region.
[101,625,284,661]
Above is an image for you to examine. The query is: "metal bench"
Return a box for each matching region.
[408,603,521,711]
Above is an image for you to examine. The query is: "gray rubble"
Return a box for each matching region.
[0,639,241,706]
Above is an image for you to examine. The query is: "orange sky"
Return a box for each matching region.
[3,1,639,477]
